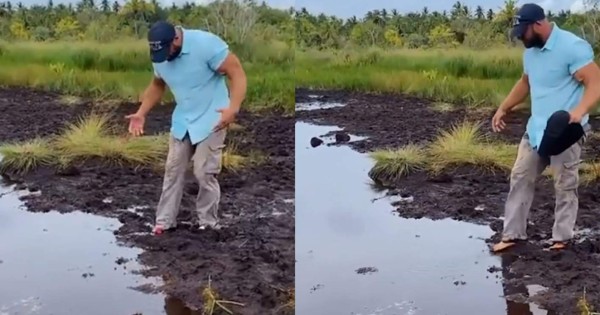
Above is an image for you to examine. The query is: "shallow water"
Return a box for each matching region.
[0,181,198,315]
[295,121,550,315]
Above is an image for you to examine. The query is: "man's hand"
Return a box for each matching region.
[569,108,586,124]
[213,106,238,132]
[492,108,507,132]
[125,112,146,136]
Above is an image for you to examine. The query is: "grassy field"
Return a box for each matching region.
[0,39,291,173]
[0,40,294,112]
[296,47,525,107]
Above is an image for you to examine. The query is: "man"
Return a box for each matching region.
[491,3,600,252]
[126,21,247,235]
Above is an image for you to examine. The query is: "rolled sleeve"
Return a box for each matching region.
[568,39,594,76]
[205,33,230,72]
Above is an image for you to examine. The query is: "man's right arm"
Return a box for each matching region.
[499,73,530,112]
[137,75,166,116]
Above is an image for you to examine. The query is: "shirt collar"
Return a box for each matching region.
[177,26,190,55]
[541,22,558,51]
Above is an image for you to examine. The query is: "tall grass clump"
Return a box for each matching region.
[427,121,516,173]
[367,121,518,183]
[368,145,428,184]
[0,138,55,174]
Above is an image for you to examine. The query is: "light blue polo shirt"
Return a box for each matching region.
[524,23,594,149]
[152,27,230,145]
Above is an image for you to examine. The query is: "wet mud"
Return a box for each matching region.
[0,87,294,314]
[296,87,600,315]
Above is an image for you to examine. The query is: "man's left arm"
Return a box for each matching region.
[216,53,247,113]
[570,39,600,121]
[205,34,247,113]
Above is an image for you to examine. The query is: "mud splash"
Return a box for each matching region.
[295,121,550,315]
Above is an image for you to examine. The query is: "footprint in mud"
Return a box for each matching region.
[453,280,467,286]
[82,272,95,278]
[355,266,378,275]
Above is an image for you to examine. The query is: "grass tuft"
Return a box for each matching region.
[367,121,518,182]
[53,113,166,166]
[428,121,516,173]
[368,145,428,183]
[0,138,55,174]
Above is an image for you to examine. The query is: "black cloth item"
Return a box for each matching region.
[536,110,585,158]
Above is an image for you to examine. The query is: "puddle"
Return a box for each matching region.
[295,121,551,315]
[0,181,199,314]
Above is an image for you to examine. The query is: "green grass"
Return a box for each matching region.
[368,121,517,184]
[0,40,294,113]
[296,47,524,107]
[0,113,254,174]
[369,120,600,185]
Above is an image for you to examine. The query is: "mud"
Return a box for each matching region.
[0,87,294,314]
[296,87,600,315]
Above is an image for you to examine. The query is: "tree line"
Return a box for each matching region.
[294,0,600,50]
[0,0,294,46]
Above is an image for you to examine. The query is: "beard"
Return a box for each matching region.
[167,45,182,61]
[522,33,545,49]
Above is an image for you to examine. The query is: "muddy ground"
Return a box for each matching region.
[296,87,600,315]
[0,87,294,314]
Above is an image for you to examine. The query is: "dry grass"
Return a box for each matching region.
[53,113,168,166]
[368,145,428,183]
[368,121,517,181]
[0,138,55,174]
[428,121,516,173]
[0,113,256,174]
[578,287,600,315]
[201,275,245,315]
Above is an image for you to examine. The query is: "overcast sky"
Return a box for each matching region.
[16,0,591,16]
[295,0,591,18]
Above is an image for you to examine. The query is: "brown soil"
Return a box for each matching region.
[0,87,294,315]
[296,87,600,315]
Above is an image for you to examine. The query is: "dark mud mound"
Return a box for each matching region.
[296,88,600,315]
[0,87,294,314]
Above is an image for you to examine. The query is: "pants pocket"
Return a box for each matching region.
[555,159,581,191]
[206,143,226,174]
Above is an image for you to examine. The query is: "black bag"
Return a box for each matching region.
[537,110,585,158]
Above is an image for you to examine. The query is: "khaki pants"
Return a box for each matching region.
[502,127,589,242]
[155,129,226,229]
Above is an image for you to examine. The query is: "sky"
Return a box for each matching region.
[13,0,591,15]
[295,0,591,18]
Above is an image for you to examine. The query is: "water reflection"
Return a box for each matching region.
[164,296,201,315]
[295,120,555,315]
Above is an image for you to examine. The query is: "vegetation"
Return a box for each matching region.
[0,0,294,112]
[368,121,600,185]
[0,113,252,174]
[368,121,517,184]
[295,0,600,107]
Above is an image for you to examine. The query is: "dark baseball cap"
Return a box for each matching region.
[511,3,546,39]
[147,21,176,63]
[537,110,584,158]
